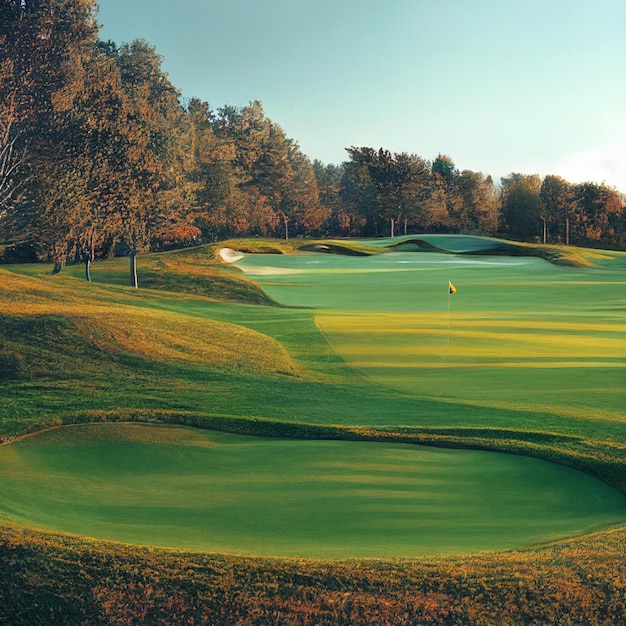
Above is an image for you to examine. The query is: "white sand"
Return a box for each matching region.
[219,248,245,262]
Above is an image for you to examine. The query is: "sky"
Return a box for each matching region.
[97,0,626,190]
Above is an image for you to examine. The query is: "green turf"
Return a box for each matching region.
[233,248,626,433]
[1,423,625,558]
[1,235,626,560]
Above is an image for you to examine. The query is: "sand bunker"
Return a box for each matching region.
[219,248,245,262]
[239,266,303,276]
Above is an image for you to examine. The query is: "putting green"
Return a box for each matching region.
[234,250,626,424]
[1,423,625,558]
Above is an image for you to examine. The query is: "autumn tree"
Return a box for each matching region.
[0,0,97,266]
[209,101,320,239]
[313,161,354,236]
[281,144,323,238]
[33,37,133,279]
[572,182,624,244]
[208,102,274,237]
[1,0,104,271]
[480,175,501,233]
[114,39,192,286]
[0,79,28,230]
[253,117,298,239]
[426,154,460,231]
[47,45,134,280]
[242,106,320,239]
[182,98,238,239]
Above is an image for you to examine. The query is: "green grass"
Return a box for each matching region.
[234,248,626,437]
[1,234,625,556]
[2,234,626,624]
[2,422,625,558]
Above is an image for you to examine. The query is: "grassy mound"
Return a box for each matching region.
[0,271,300,381]
[28,246,281,305]
[384,234,626,267]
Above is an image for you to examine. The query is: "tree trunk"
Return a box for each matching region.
[284,216,289,240]
[129,251,138,288]
[565,217,570,245]
[52,262,62,274]
[85,236,95,282]
[404,218,408,236]
[390,217,395,238]
[541,217,547,244]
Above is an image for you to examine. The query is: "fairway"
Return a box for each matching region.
[234,248,626,428]
[1,423,625,558]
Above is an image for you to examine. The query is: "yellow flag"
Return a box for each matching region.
[448,281,457,294]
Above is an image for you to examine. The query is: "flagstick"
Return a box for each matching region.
[445,285,451,360]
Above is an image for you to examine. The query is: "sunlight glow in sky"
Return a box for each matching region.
[97,0,626,190]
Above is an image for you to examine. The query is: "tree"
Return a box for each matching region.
[341,147,381,236]
[209,101,320,239]
[572,182,623,244]
[367,148,400,236]
[114,39,192,286]
[539,175,574,244]
[3,0,103,271]
[0,0,97,268]
[60,47,132,280]
[391,152,431,235]
[344,148,399,237]
[208,102,279,238]
[0,85,29,227]
[313,161,356,237]
[500,173,543,241]
[342,147,440,237]
[255,120,297,239]
[431,153,456,185]
[183,97,237,240]
[480,175,501,233]
[280,144,321,238]
[453,170,499,234]
[426,154,461,232]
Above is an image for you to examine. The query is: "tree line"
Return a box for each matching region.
[1,0,624,284]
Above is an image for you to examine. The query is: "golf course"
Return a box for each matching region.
[1,234,625,623]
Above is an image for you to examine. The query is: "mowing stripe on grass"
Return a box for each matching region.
[1,423,625,558]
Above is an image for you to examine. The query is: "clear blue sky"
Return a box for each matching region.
[97,0,626,190]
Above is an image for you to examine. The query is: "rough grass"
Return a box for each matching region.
[1,517,626,625]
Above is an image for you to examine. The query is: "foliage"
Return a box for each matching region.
[1,0,624,272]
